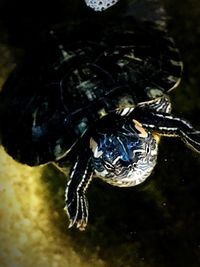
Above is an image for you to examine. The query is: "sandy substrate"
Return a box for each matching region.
[0,146,105,267]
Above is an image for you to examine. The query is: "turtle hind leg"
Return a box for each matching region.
[65,149,93,230]
[155,114,200,153]
[157,113,200,153]
[132,108,200,153]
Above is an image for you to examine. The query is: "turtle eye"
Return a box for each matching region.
[146,146,150,154]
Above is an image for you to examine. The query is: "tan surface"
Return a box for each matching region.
[0,147,105,267]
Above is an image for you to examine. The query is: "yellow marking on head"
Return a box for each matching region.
[132,119,148,138]
[89,137,103,158]
[152,132,161,143]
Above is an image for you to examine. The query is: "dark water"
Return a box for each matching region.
[0,1,200,267]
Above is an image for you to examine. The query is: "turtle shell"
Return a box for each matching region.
[0,17,182,166]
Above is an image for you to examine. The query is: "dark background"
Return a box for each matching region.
[0,1,200,267]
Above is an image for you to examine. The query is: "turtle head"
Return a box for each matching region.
[90,112,158,187]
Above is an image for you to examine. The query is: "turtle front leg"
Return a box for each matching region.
[132,108,200,153]
[65,149,93,230]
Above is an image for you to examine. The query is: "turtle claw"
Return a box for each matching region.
[65,191,89,230]
[76,219,87,231]
[68,219,86,231]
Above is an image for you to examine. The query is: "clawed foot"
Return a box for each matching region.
[64,189,89,231]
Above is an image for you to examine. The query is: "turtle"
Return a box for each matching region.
[0,4,200,231]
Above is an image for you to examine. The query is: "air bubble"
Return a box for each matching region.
[84,0,119,11]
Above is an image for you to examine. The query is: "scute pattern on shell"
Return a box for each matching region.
[85,0,119,11]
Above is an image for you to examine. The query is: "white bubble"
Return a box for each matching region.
[85,0,119,11]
